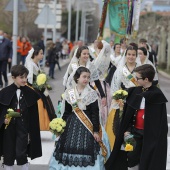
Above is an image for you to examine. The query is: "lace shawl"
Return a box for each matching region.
[63,48,78,86]
[110,54,122,67]
[93,40,111,80]
[66,60,99,89]
[64,85,98,110]
[110,63,140,94]
[140,54,158,81]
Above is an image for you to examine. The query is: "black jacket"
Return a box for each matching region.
[63,100,99,132]
[105,86,168,170]
[0,83,42,160]
[0,37,12,60]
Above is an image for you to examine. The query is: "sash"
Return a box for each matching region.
[122,66,138,86]
[68,88,107,159]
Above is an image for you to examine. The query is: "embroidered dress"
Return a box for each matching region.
[49,86,110,170]
[106,60,140,150]
[25,49,56,131]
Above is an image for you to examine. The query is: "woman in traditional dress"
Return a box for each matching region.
[63,46,107,108]
[138,47,158,85]
[64,43,111,127]
[49,67,110,170]
[105,45,141,150]
[25,46,56,130]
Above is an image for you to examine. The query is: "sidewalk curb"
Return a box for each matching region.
[158,70,170,79]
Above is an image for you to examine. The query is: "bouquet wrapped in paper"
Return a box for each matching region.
[33,72,52,92]
[49,118,66,137]
[5,108,20,129]
[124,133,136,152]
[112,89,128,118]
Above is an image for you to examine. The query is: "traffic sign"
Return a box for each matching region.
[34,4,56,25]
[4,0,27,12]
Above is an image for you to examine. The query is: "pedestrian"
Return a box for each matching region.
[0,30,12,88]
[47,42,61,79]
[17,36,22,65]
[105,64,168,170]
[50,67,110,170]
[0,65,42,170]
[62,40,69,59]
[25,46,56,131]
[37,36,45,54]
[20,37,31,65]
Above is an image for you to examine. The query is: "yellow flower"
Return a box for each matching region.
[49,122,56,130]
[125,144,133,151]
[60,121,66,128]
[49,118,66,135]
[56,125,62,132]
[117,90,122,94]
[61,93,65,99]
[122,90,128,96]
[7,108,14,112]
[36,73,47,86]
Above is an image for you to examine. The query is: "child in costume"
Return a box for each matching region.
[0,65,42,170]
[105,64,168,170]
[49,67,110,170]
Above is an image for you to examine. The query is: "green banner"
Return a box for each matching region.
[109,0,128,38]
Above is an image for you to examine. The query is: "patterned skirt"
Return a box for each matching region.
[53,114,100,167]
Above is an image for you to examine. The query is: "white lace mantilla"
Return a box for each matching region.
[110,65,138,94]
[94,40,111,80]
[66,60,100,89]
[64,85,98,110]
[25,50,41,84]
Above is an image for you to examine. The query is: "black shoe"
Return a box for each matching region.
[52,77,55,79]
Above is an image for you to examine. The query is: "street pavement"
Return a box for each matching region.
[0,62,170,170]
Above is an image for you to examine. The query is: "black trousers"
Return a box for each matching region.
[3,117,28,166]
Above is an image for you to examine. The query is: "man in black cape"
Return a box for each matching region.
[105,64,168,170]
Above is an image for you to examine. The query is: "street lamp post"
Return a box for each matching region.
[67,0,71,41]
[53,0,57,43]
[12,0,18,65]
[75,1,79,41]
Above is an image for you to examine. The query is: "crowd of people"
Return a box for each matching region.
[0,31,168,170]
